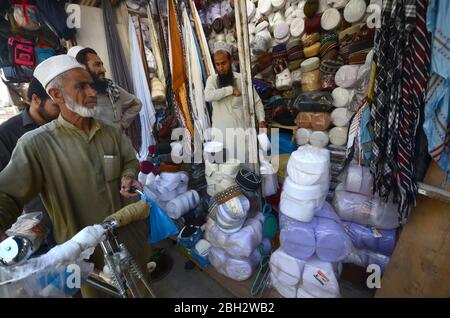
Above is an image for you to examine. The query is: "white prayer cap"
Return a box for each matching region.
[34,55,84,89]
[67,45,86,59]
[213,41,232,55]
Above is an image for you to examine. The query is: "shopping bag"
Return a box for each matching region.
[141,193,179,244]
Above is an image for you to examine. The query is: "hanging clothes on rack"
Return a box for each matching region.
[168,0,195,150]
[128,15,156,162]
[370,0,432,222]
[182,7,211,148]
[146,3,166,87]
[423,0,450,180]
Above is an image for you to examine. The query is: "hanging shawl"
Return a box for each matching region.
[168,0,195,139]
[146,3,166,88]
[128,16,156,161]
[182,7,211,149]
[370,0,431,223]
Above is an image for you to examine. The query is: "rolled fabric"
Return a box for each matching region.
[344,163,373,196]
[301,69,321,92]
[311,112,332,131]
[269,248,306,297]
[208,246,261,281]
[331,107,352,127]
[334,64,360,88]
[315,217,352,262]
[296,128,312,145]
[304,14,321,34]
[303,42,321,57]
[298,256,341,298]
[329,126,348,146]
[165,190,200,219]
[342,221,396,256]
[279,212,317,259]
[344,248,391,273]
[309,130,330,148]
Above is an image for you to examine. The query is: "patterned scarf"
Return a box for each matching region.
[105,78,120,103]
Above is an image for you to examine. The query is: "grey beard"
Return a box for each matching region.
[64,93,98,118]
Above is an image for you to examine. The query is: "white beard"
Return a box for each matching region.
[64,93,98,118]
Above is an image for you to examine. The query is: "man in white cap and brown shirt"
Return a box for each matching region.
[204,41,266,162]
[0,54,152,297]
[67,46,142,131]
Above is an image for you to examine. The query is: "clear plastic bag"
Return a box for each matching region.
[344,248,391,274]
[208,246,261,281]
[6,212,48,254]
[342,221,396,256]
[333,184,400,230]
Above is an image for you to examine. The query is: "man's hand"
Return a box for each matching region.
[120,176,142,199]
[259,121,267,129]
[232,85,241,97]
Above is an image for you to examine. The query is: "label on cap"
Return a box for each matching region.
[371,226,383,238]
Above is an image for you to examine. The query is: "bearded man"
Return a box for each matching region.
[68,46,142,131]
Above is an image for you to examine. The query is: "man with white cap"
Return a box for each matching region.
[67,45,142,131]
[0,55,152,297]
[204,41,266,162]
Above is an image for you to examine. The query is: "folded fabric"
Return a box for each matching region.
[342,221,396,256]
[329,126,348,146]
[279,212,317,259]
[344,163,373,196]
[205,159,241,196]
[344,248,390,273]
[333,184,401,230]
[208,246,261,281]
[309,131,330,148]
[270,248,306,296]
[301,69,321,92]
[334,65,360,88]
[205,213,264,258]
[166,190,200,219]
